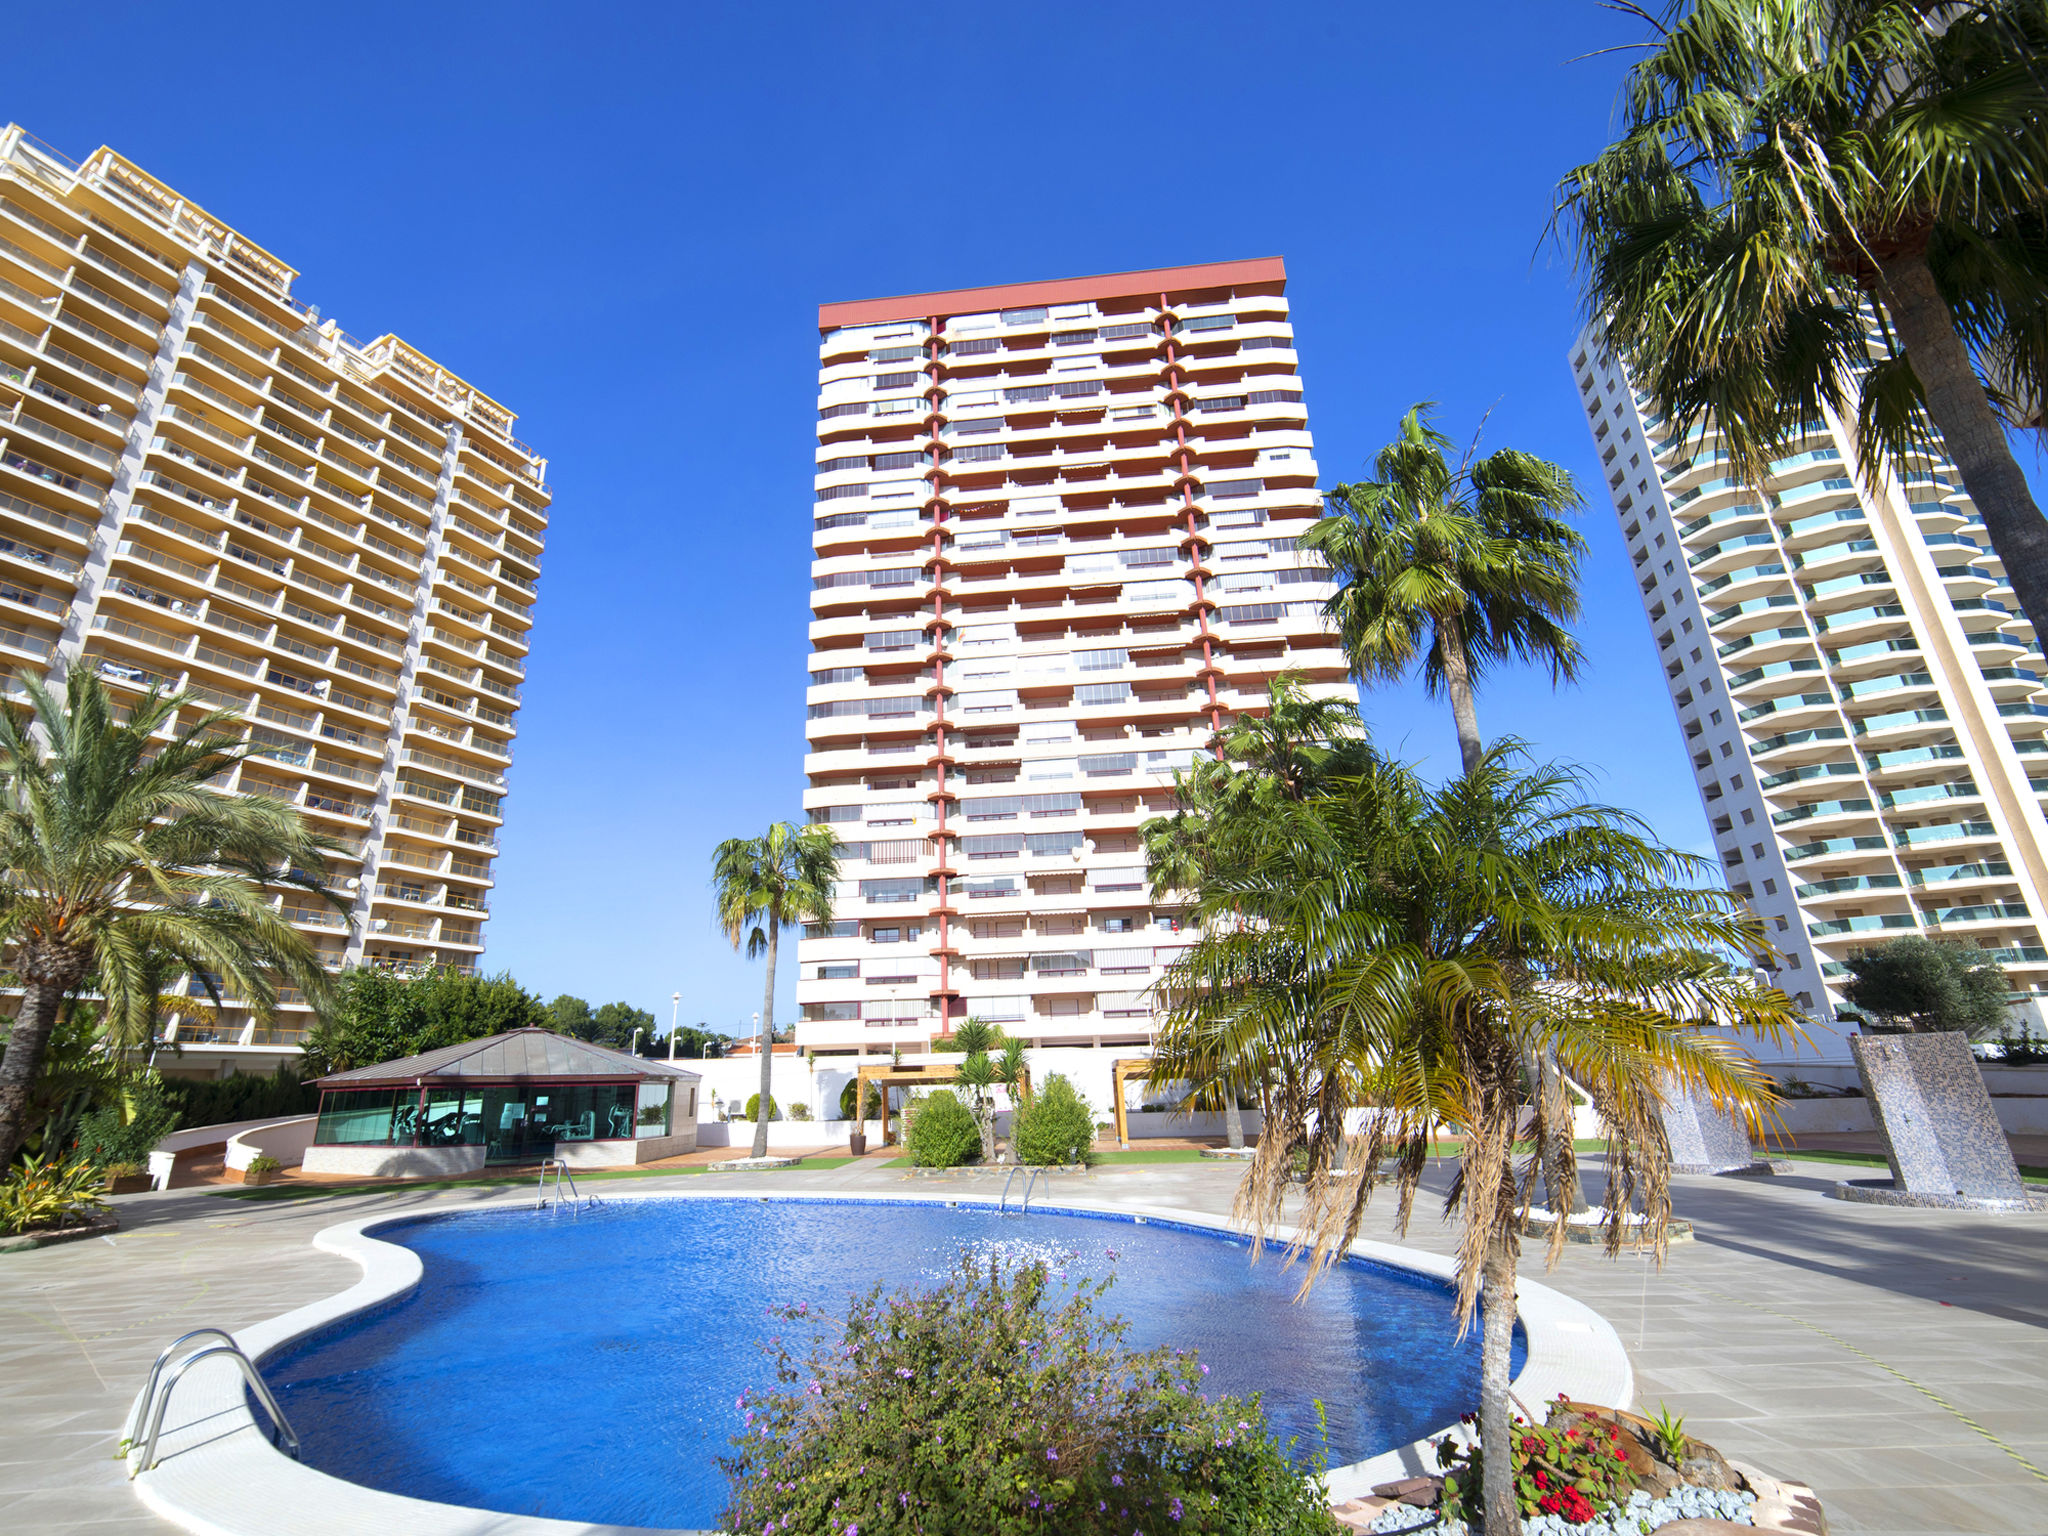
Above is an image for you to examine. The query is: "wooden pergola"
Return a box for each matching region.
[1108,1056,1152,1150]
[855,1059,1034,1145]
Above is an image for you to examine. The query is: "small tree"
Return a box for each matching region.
[1014,1073,1096,1166]
[838,1078,882,1121]
[948,1017,1027,1162]
[1840,936,2010,1038]
[744,1093,779,1123]
[904,1088,979,1168]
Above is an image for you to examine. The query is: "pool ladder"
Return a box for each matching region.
[998,1164,1043,1216]
[535,1157,598,1212]
[124,1328,299,1476]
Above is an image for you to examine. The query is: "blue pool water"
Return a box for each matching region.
[262,1198,1521,1530]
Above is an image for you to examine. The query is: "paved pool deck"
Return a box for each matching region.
[3,1154,2044,1536]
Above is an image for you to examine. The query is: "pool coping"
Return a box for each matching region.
[128,1187,1633,1535]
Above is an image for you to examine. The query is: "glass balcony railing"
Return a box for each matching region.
[1772,797,1873,826]
[1795,874,1903,898]
[1808,913,1915,937]
[1911,860,2012,885]
[1893,821,1997,847]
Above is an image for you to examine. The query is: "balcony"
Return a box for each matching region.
[1717,623,1812,663]
[1808,913,1915,938]
[1893,820,1998,847]
[1783,833,1888,863]
[1923,902,2031,928]
[1770,797,1875,828]
[1759,759,1861,792]
[1795,874,1903,898]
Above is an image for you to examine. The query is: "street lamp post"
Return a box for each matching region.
[669,991,681,1060]
[629,1028,642,1056]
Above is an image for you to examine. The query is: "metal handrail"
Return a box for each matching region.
[998,1164,1021,1215]
[122,1328,237,1454]
[535,1157,593,1211]
[131,1342,299,1476]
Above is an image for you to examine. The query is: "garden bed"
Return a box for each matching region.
[0,1211,120,1254]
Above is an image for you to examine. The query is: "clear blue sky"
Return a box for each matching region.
[11,2,1740,1036]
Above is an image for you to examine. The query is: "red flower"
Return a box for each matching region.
[1533,1471,1549,1489]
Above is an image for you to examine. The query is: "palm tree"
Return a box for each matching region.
[1143,675,1372,1149]
[1555,0,2048,640]
[0,670,345,1168]
[712,821,841,1160]
[1305,406,1585,775]
[1152,746,1802,1536]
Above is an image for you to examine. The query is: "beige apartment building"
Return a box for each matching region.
[0,125,547,1074]
[796,259,1353,1068]
[1574,322,2048,1053]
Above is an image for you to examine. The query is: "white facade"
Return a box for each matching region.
[1573,323,2048,1054]
[797,261,1354,1067]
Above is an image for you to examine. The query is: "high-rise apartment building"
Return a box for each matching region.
[0,126,547,1071]
[1573,323,2048,1048]
[797,260,1351,1062]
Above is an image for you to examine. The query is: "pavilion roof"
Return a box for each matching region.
[310,1028,703,1088]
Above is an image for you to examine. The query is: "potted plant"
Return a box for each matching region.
[103,1162,150,1195]
[241,1154,282,1187]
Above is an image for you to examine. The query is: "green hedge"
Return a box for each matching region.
[905,1089,978,1167]
[1014,1073,1096,1165]
[745,1093,779,1122]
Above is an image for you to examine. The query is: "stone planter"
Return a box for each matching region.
[104,1173,151,1195]
[847,1131,866,1157]
[240,1166,277,1187]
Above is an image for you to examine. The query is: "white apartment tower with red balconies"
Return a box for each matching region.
[794,260,1354,1091]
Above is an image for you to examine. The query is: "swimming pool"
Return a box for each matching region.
[260,1196,1524,1531]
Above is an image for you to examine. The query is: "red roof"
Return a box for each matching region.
[818,257,1287,329]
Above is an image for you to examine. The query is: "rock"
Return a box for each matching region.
[1369,1477,1438,1508]
[1648,1523,1754,1535]
[1679,1445,1745,1493]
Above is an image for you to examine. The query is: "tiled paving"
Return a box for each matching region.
[2,1156,2044,1535]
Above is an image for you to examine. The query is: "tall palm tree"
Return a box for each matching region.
[1556,0,2048,640]
[1152,746,1802,1536]
[1305,406,1585,775]
[1143,675,1372,1149]
[712,821,841,1160]
[0,669,345,1168]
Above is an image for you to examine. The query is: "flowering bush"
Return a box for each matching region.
[1435,1395,1635,1525]
[721,1255,1339,1535]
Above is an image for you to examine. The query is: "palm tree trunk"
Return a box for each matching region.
[0,954,80,1167]
[1873,246,2048,643]
[751,918,778,1161]
[1439,612,1485,776]
[1224,1092,1245,1150]
[1479,1229,1520,1536]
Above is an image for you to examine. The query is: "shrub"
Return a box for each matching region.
[1014,1073,1096,1166]
[744,1094,779,1123]
[722,1256,1340,1536]
[787,1103,814,1122]
[0,1155,109,1235]
[1435,1395,1636,1526]
[839,1079,883,1120]
[74,1077,179,1166]
[904,1089,979,1167]
[244,1154,282,1175]
[163,1063,319,1128]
